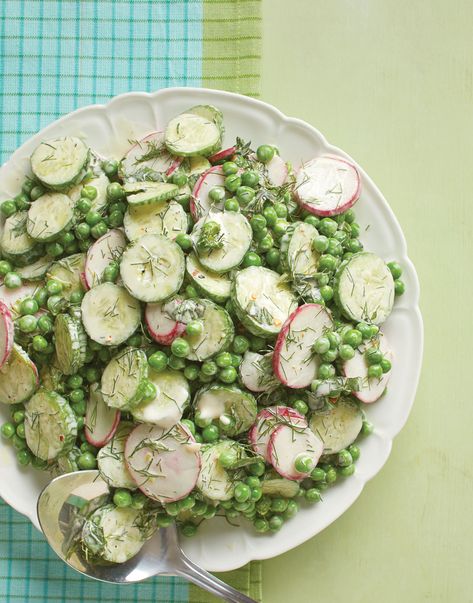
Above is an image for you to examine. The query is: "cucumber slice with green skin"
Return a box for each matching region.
[25,388,77,461]
[190,166,227,221]
[123,181,179,207]
[53,313,87,375]
[194,384,257,436]
[181,299,234,361]
[85,383,120,447]
[197,441,244,502]
[248,406,307,460]
[131,368,190,428]
[125,422,201,503]
[145,301,186,345]
[296,155,361,217]
[119,131,179,181]
[334,252,395,325]
[280,221,320,278]
[268,424,324,480]
[16,256,52,281]
[124,200,187,242]
[239,351,278,393]
[55,446,81,475]
[188,104,224,132]
[186,252,231,303]
[343,332,393,403]
[97,422,137,489]
[26,192,75,242]
[82,504,156,564]
[1,212,40,262]
[120,234,185,303]
[273,303,333,389]
[309,398,363,454]
[191,210,252,274]
[48,253,85,300]
[31,137,90,191]
[0,344,38,404]
[187,155,211,177]
[232,266,298,337]
[101,347,148,410]
[0,301,14,369]
[165,112,222,157]
[84,229,126,289]
[261,478,300,498]
[39,364,64,394]
[81,283,141,346]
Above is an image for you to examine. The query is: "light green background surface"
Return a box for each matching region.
[261,1,472,601]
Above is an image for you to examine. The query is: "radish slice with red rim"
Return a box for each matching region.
[85,383,121,447]
[145,302,186,345]
[120,131,178,180]
[268,424,324,480]
[208,146,237,164]
[296,155,361,217]
[273,303,333,389]
[0,301,14,369]
[190,165,226,221]
[84,229,126,289]
[249,406,307,460]
[266,154,288,187]
[0,281,40,317]
[125,422,201,503]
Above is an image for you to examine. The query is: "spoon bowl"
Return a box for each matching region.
[37,470,256,602]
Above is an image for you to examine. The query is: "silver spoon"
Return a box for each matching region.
[37,470,256,603]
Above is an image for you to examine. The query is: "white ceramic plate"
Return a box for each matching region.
[0,88,423,572]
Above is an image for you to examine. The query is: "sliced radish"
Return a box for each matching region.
[190,165,226,221]
[0,281,40,317]
[239,351,278,393]
[343,332,393,403]
[273,303,333,389]
[120,131,178,179]
[79,272,88,291]
[249,406,307,461]
[85,383,121,447]
[84,229,126,289]
[125,422,201,503]
[208,146,237,164]
[145,302,186,345]
[166,156,183,177]
[266,154,288,187]
[296,155,361,217]
[0,301,14,369]
[268,424,323,480]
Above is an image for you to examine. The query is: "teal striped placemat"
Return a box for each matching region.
[0,1,262,601]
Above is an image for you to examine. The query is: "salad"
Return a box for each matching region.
[0,103,405,565]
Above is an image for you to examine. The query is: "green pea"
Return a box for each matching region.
[219,367,237,384]
[394,279,405,295]
[321,348,338,363]
[107,210,124,228]
[222,161,239,176]
[305,488,321,503]
[310,467,326,482]
[32,335,48,352]
[12,434,26,450]
[185,320,203,337]
[31,456,48,470]
[78,238,92,252]
[263,206,278,227]
[350,223,361,237]
[18,315,37,333]
[293,399,308,415]
[175,233,193,251]
[256,145,275,163]
[1,422,15,439]
[184,365,199,381]
[241,170,259,188]
[361,420,374,436]
[348,238,363,253]
[265,248,280,267]
[255,496,271,515]
[343,209,355,223]
[78,452,97,470]
[198,371,213,384]
[106,182,125,202]
[37,289,51,311]
[337,450,353,467]
[12,410,25,424]
[333,230,348,244]
[80,442,98,455]
[318,218,338,237]
[303,215,318,228]
[201,360,218,376]
[72,401,86,417]
[269,514,284,531]
[46,279,63,296]
[207,186,225,203]
[247,460,266,477]
[232,335,249,354]
[249,335,266,352]
[365,348,383,365]
[19,298,38,316]
[320,285,334,302]
[218,449,237,468]
[282,500,298,520]
[46,242,64,258]
[357,322,372,339]
[274,202,288,218]
[215,352,231,368]
[102,159,119,177]
[181,419,196,436]
[294,454,314,474]
[230,353,241,368]
[170,171,188,187]
[338,463,355,477]
[314,336,330,355]
[0,260,12,277]
[387,261,402,279]
[4,272,22,289]
[102,264,118,283]
[85,210,102,227]
[226,508,240,519]
[202,506,217,519]
[234,482,251,503]
[273,219,289,238]
[155,513,173,527]
[1,200,16,217]
[236,186,255,205]
[250,214,267,232]
[339,344,355,360]
[380,358,392,373]
[327,238,343,256]
[17,449,32,466]
[69,389,85,404]
[202,424,220,443]
[194,433,204,443]
[348,444,360,461]
[318,254,338,272]
[141,380,157,402]
[66,374,83,390]
[310,379,321,393]
[343,329,362,348]
[318,363,335,379]
[82,185,98,200]
[224,174,241,192]
[258,235,274,253]
[368,364,383,379]
[254,518,269,533]
[47,295,65,315]
[180,523,197,537]
[111,489,132,508]
[185,284,198,299]
[36,315,52,334]
[241,251,262,268]
[85,367,100,383]
[58,231,75,248]
[224,198,240,212]
[323,467,336,484]
[91,221,108,239]
[109,201,127,214]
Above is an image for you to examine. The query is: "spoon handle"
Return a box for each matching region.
[176,557,257,603]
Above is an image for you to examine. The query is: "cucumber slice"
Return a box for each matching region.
[334,252,395,325]
[239,351,278,393]
[1,211,40,263]
[16,256,52,281]
[47,253,85,300]
[84,229,126,288]
[197,441,243,502]
[0,344,38,404]
[188,155,211,177]
[190,166,227,221]
[39,364,64,394]
[119,131,177,181]
[26,193,75,242]
[309,398,363,454]
[165,112,222,157]
[188,105,224,131]
[131,368,190,428]
[123,200,187,242]
[194,384,257,436]
[123,181,178,207]
[120,234,185,303]
[85,383,120,447]
[53,313,87,375]
[56,446,81,475]
[101,347,148,410]
[82,504,156,564]
[232,266,298,337]
[81,283,141,346]
[180,299,234,361]
[125,422,201,503]
[280,221,320,278]
[191,210,252,273]
[97,422,137,489]
[186,252,231,303]
[25,388,77,461]
[261,478,300,498]
[31,137,89,191]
